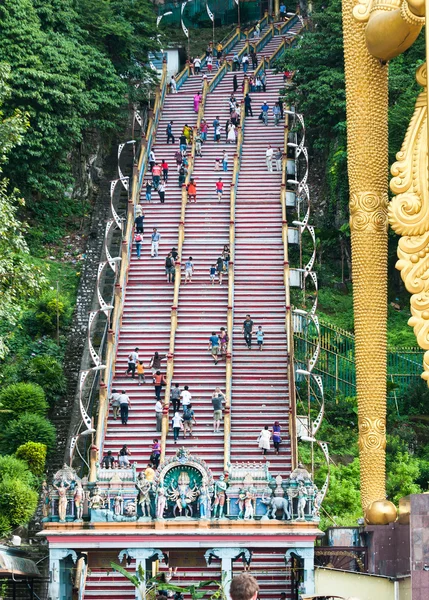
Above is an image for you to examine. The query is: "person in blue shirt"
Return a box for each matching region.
[213,116,220,141]
[256,326,264,351]
[184,256,194,283]
[209,264,216,286]
[151,228,161,257]
[260,102,269,125]
[208,331,220,365]
[280,2,287,20]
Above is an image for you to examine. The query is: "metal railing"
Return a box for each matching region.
[294,319,423,399]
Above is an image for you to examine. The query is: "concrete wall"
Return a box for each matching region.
[315,567,410,600]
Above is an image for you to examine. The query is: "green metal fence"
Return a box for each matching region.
[157,0,261,27]
[294,318,423,399]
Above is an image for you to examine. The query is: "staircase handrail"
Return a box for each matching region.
[90,63,168,480]
[160,83,204,462]
[209,61,228,93]
[268,15,303,67]
[255,22,275,53]
[277,13,299,35]
[224,77,249,473]
[281,111,297,470]
[246,10,269,39]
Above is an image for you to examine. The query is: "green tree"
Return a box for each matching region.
[0,455,35,488]
[0,383,48,423]
[15,442,47,477]
[2,413,56,453]
[23,355,67,405]
[0,477,38,527]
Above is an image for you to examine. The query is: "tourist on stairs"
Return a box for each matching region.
[266,145,274,172]
[153,372,166,403]
[144,463,155,481]
[209,331,220,365]
[102,450,115,469]
[135,211,144,234]
[149,148,156,171]
[216,178,224,203]
[256,325,265,350]
[179,133,187,153]
[118,445,131,467]
[152,163,161,189]
[149,351,166,375]
[180,385,192,407]
[137,361,146,385]
[186,178,197,203]
[165,252,175,283]
[233,74,238,93]
[151,439,161,468]
[273,422,282,454]
[260,102,269,125]
[207,55,213,74]
[194,92,202,113]
[216,256,224,285]
[212,388,225,432]
[245,93,253,117]
[172,411,183,443]
[183,404,196,438]
[184,256,194,283]
[118,390,131,425]
[134,232,142,260]
[275,147,282,172]
[209,264,216,285]
[171,383,181,412]
[258,425,271,456]
[213,115,220,141]
[126,347,139,377]
[242,314,254,349]
[219,326,228,360]
[170,75,177,93]
[166,120,175,144]
[222,150,229,172]
[250,48,257,69]
[109,388,121,420]
[200,119,208,141]
[151,228,161,257]
[158,180,166,203]
[154,399,163,432]
[145,179,152,202]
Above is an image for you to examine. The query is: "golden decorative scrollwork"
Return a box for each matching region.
[350,192,388,232]
[358,417,387,451]
[389,65,429,380]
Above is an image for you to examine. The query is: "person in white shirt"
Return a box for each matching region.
[266,145,274,172]
[149,149,156,172]
[170,75,177,93]
[172,411,183,443]
[180,385,192,407]
[118,390,131,425]
[155,400,163,432]
[194,57,202,74]
[126,347,139,378]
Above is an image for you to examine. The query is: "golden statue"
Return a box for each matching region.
[342,0,424,520]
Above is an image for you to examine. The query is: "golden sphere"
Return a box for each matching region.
[365,499,397,524]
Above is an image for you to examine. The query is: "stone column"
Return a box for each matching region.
[48,548,77,600]
[285,548,314,595]
[204,548,251,599]
[118,548,165,600]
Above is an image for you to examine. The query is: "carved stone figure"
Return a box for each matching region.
[212,474,228,519]
[261,490,291,520]
[156,487,167,519]
[124,500,136,517]
[297,484,307,521]
[243,490,255,520]
[74,481,84,520]
[114,493,123,516]
[236,489,246,519]
[313,490,323,519]
[41,480,50,519]
[137,475,152,518]
[53,481,70,522]
[89,489,104,510]
[198,483,211,519]
[167,471,198,517]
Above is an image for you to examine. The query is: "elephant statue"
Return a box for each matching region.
[261,491,291,520]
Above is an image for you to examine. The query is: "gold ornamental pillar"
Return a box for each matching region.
[342,0,389,510]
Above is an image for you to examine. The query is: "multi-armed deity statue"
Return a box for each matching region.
[343,0,425,522]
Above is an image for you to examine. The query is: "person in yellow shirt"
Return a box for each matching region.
[137,361,145,385]
[144,463,155,482]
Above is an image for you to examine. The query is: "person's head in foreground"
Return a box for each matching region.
[229,573,259,600]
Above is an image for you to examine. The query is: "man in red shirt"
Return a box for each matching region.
[152,163,162,189]
[216,178,224,202]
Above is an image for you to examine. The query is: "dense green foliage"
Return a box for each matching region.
[15,442,47,477]
[2,413,56,453]
[0,478,38,528]
[23,356,67,405]
[0,383,48,423]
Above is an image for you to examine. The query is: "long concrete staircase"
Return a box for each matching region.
[85,16,298,600]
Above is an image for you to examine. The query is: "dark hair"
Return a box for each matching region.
[121,390,126,394]
[153,439,158,443]
[212,331,216,335]
[184,385,189,390]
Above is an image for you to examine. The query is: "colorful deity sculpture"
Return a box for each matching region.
[212,474,228,519]
[167,471,199,517]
